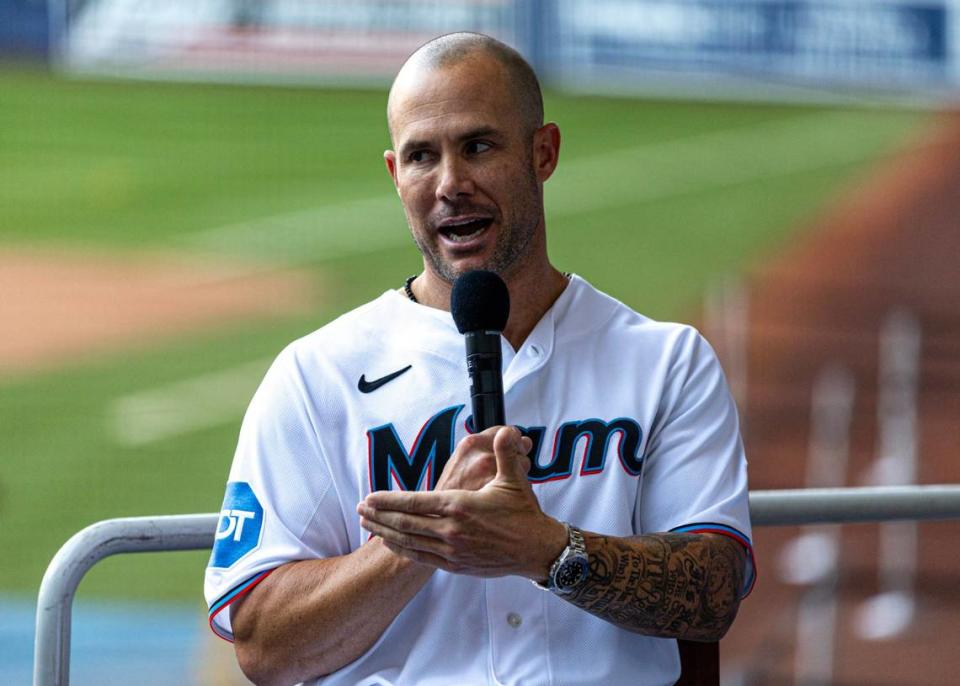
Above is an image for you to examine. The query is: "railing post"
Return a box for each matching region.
[33,514,218,686]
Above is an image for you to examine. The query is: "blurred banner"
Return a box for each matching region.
[54,0,523,85]
[45,0,960,101]
[0,0,49,56]
[547,0,955,101]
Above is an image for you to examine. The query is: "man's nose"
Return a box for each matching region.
[436,156,475,202]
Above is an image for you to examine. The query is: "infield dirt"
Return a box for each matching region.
[0,247,316,377]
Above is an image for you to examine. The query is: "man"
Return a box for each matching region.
[205,32,754,686]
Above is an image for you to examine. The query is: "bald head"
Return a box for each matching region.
[387,32,544,141]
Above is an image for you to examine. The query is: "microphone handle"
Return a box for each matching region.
[464,330,505,431]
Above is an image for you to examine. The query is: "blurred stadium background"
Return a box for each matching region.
[2,0,959,684]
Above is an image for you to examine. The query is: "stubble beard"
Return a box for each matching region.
[409,164,542,284]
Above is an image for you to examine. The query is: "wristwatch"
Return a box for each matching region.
[535,523,590,594]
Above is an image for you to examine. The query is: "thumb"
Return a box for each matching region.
[493,426,533,483]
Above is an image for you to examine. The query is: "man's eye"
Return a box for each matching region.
[466,141,492,155]
[408,150,430,163]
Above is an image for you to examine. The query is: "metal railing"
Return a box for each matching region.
[33,485,960,686]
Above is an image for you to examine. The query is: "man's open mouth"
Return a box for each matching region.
[438,217,493,243]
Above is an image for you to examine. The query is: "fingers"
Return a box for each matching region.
[358,492,463,552]
[440,424,533,491]
[457,425,531,457]
[363,489,452,515]
[358,500,462,566]
[360,514,454,558]
[493,424,522,454]
[358,505,447,540]
[458,425,499,452]
[493,425,534,481]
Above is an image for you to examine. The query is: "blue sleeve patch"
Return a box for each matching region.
[209,482,264,569]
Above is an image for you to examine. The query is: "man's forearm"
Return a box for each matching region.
[230,536,434,686]
[563,532,746,642]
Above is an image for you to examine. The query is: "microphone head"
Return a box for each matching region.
[450,270,510,333]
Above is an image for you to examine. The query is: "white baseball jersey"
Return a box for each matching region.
[205,274,755,686]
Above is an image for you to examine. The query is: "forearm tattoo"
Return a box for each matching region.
[563,533,746,641]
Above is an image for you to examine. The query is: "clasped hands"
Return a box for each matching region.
[357,425,568,580]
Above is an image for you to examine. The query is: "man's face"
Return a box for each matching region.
[385,56,543,283]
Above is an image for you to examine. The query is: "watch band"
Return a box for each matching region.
[555,526,587,577]
[533,523,589,593]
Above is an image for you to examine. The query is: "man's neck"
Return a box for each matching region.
[410,262,570,350]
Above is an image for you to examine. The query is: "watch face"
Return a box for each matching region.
[555,557,590,591]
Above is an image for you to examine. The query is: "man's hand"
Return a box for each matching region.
[431,425,502,492]
[358,425,568,580]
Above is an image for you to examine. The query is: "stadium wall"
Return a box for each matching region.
[52,0,960,104]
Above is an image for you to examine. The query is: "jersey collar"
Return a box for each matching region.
[381,274,587,390]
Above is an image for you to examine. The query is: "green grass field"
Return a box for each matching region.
[0,67,925,606]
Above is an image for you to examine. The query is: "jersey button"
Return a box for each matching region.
[528,345,541,357]
[506,612,522,628]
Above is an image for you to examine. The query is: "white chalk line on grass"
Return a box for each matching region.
[109,359,272,447]
[183,110,910,263]
[183,194,407,263]
[124,110,909,446]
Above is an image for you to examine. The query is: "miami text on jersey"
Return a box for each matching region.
[367,405,644,491]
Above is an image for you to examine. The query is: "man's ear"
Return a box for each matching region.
[384,150,400,191]
[532,123,561,183]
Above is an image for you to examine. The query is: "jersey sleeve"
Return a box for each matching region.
[637,327,756,597]
[204,345,350,641]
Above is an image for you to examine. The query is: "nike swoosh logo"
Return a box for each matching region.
[358,365,412,393]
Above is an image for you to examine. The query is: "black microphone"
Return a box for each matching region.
[451,270,510,432]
